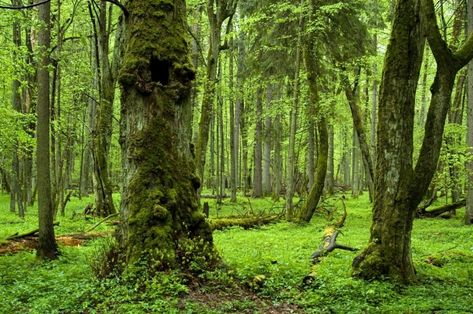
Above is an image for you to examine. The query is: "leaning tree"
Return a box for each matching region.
[352,0,473,283]
[118,0,216,270]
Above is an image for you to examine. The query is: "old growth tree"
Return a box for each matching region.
[118,0,215,268]
[352,0,473,283]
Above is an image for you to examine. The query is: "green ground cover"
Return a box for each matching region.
[0,193,472,313]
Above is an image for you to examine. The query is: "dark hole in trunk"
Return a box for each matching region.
[150,57,170,85]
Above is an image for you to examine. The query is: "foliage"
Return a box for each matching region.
[1,194,473,312]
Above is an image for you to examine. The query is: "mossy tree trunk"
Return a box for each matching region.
[297,42,328,223]
[352,0,473,283]
[118,0,215,269]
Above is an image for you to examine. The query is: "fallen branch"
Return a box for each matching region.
[86,213,119,232]
[201,194,229,199]
[7,222,60,240]
[416,199,465,218]
[209,215,280,231]
[303,198,357,286]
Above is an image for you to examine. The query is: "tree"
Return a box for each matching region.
[118,0,215,269]
[352,0,473,283]
[37,0,58,259]
[466,0,473,225]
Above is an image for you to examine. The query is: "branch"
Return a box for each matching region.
[103,0,128,18]
[0,0,49,9]
[420,0,454,67]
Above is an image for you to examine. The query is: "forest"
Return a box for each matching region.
[1,0,473,313]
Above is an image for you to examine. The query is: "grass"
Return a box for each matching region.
[1,192,473,313]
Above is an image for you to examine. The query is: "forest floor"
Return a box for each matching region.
[1,192,473,313]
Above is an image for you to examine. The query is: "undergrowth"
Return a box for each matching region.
[0,192,472,313]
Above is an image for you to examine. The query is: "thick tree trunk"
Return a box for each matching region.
[118,0,215,269]
[36,0,58,260]
[353,0,473,283]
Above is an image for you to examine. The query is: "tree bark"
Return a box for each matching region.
[353,0,473,283]
[253,87,263,198]
[36,0,58,260]
[466,0,473,225]
[118,0,215,269]
[297,42,328,223]
[90,0,116,217]
[262,86,272,196]
[285,0,304,219]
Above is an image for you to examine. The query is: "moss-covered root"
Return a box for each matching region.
[351,242,417,284]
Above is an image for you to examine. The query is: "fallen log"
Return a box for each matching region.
[303,198,357,286]
[6,222,60,241]
[201,194,229,199]
[209,215,280,231]
[416,199,465,218]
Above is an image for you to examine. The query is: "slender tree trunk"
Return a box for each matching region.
[466,0,473,225]
[297,42,328,223]
[253,87,263,198]
[272,113,282,201]
[37,0,58,259]
[195,0,236,185]
[285,0,304,219]
[118,0,215,269]
[325,124,334,195]
[229,33,237,202]
[262,85,272,196]
[90,0,116,217]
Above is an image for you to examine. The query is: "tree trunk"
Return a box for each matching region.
[466,0,473,225]
[353,0,473,283]
[195,0,236,185]
[343,70,374,199]
[90,0,116,217]
[262,86,272,196]
[118,0,215,269]
[272,113,282,201]
[229,34,237,202]
[37,0,58,260]
[297,42,328,223]
[253,87,263,198]
[325,124,334,195]
[285,0,304,219]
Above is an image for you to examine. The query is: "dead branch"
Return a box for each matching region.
[6,222,60,241]
[416,199,465,218]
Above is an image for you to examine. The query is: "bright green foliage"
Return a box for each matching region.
[1,194,473,312]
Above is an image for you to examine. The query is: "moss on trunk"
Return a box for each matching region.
[118,0,216,271]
